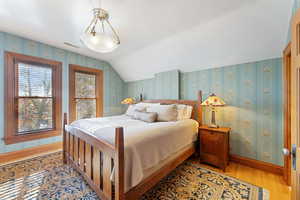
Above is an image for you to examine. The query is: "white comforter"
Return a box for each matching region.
[66,115,198,192]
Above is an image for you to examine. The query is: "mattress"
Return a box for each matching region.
[66,115,199,192]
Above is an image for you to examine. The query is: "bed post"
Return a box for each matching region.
[115,127,125,200]
[63,113,68,164]
[198,90,203,126]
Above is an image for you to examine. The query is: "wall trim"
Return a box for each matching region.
[230,154,284,175]
[0,142,62,165]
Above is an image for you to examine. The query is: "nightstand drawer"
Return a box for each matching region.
[200,130,223,155]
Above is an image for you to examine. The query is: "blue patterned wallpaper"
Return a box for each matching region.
[125,58,283,166]
[126,70,179,100]
[155,70,179,99]
[127,78,156,100]
[0,32,125,153]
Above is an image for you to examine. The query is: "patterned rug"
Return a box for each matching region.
[0,151,269,200]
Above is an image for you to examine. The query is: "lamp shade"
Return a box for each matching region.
[201,93,226,106]
[121,98,136,105]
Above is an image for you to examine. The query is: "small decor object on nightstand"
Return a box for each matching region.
[140,93,143,101]
[121,97,136,105]
[199,126,231,171]
[201,93,226,128]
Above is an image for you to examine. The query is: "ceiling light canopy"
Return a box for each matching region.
[81,6,120,53]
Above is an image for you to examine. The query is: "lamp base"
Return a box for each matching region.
[210,109,219,128]
[209,124,219,128]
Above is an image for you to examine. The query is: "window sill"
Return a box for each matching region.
[3,130,62,145]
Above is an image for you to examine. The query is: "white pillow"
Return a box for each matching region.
[125,105,146,117]
[176,104,193,120]
[176,104,187,120]
[135,102,160,108]
[185,106,193,119]
[146,104,177,122]
[185,105,193,119]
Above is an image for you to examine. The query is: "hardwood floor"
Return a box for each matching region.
[199,162,291,200]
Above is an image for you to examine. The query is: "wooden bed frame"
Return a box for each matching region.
[63,91,203,200]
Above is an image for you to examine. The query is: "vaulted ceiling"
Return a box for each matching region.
[0,0,292,81]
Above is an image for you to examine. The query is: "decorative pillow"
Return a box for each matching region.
[146,104,178,122]
[125,105,146,117]
[133,110,158,123]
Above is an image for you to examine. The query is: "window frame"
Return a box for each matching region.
[69,64,103,123]
[4,52,62,144]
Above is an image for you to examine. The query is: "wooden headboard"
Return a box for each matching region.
[142,91,203,125]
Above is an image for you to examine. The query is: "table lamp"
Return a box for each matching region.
[201,93,226,128]
[121,97,136,105]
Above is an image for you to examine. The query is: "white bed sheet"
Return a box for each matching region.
[66,115,198,192]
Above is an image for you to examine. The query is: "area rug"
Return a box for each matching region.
[0,151,269,200]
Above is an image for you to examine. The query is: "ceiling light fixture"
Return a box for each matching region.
[80,1,120,53]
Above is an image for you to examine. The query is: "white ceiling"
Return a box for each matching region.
[0,0,292,82]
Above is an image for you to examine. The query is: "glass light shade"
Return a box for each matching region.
[80,32,119,53]
[121,98,135,105]
[201,94,226,106]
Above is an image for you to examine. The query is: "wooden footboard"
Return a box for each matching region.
[62,91,203,200]
[63,113,124,200]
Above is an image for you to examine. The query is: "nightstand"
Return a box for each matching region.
[199,125,231,171]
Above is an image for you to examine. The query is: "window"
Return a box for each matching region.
[69,65,103,122]
[5,52,62,144]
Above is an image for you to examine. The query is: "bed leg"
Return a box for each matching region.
[197,90,203,126]
[115,127,125,200]
[63,113,68,164]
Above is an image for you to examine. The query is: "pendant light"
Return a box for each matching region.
[81,1,120,53]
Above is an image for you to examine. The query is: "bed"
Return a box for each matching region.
[63,91,203,200]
